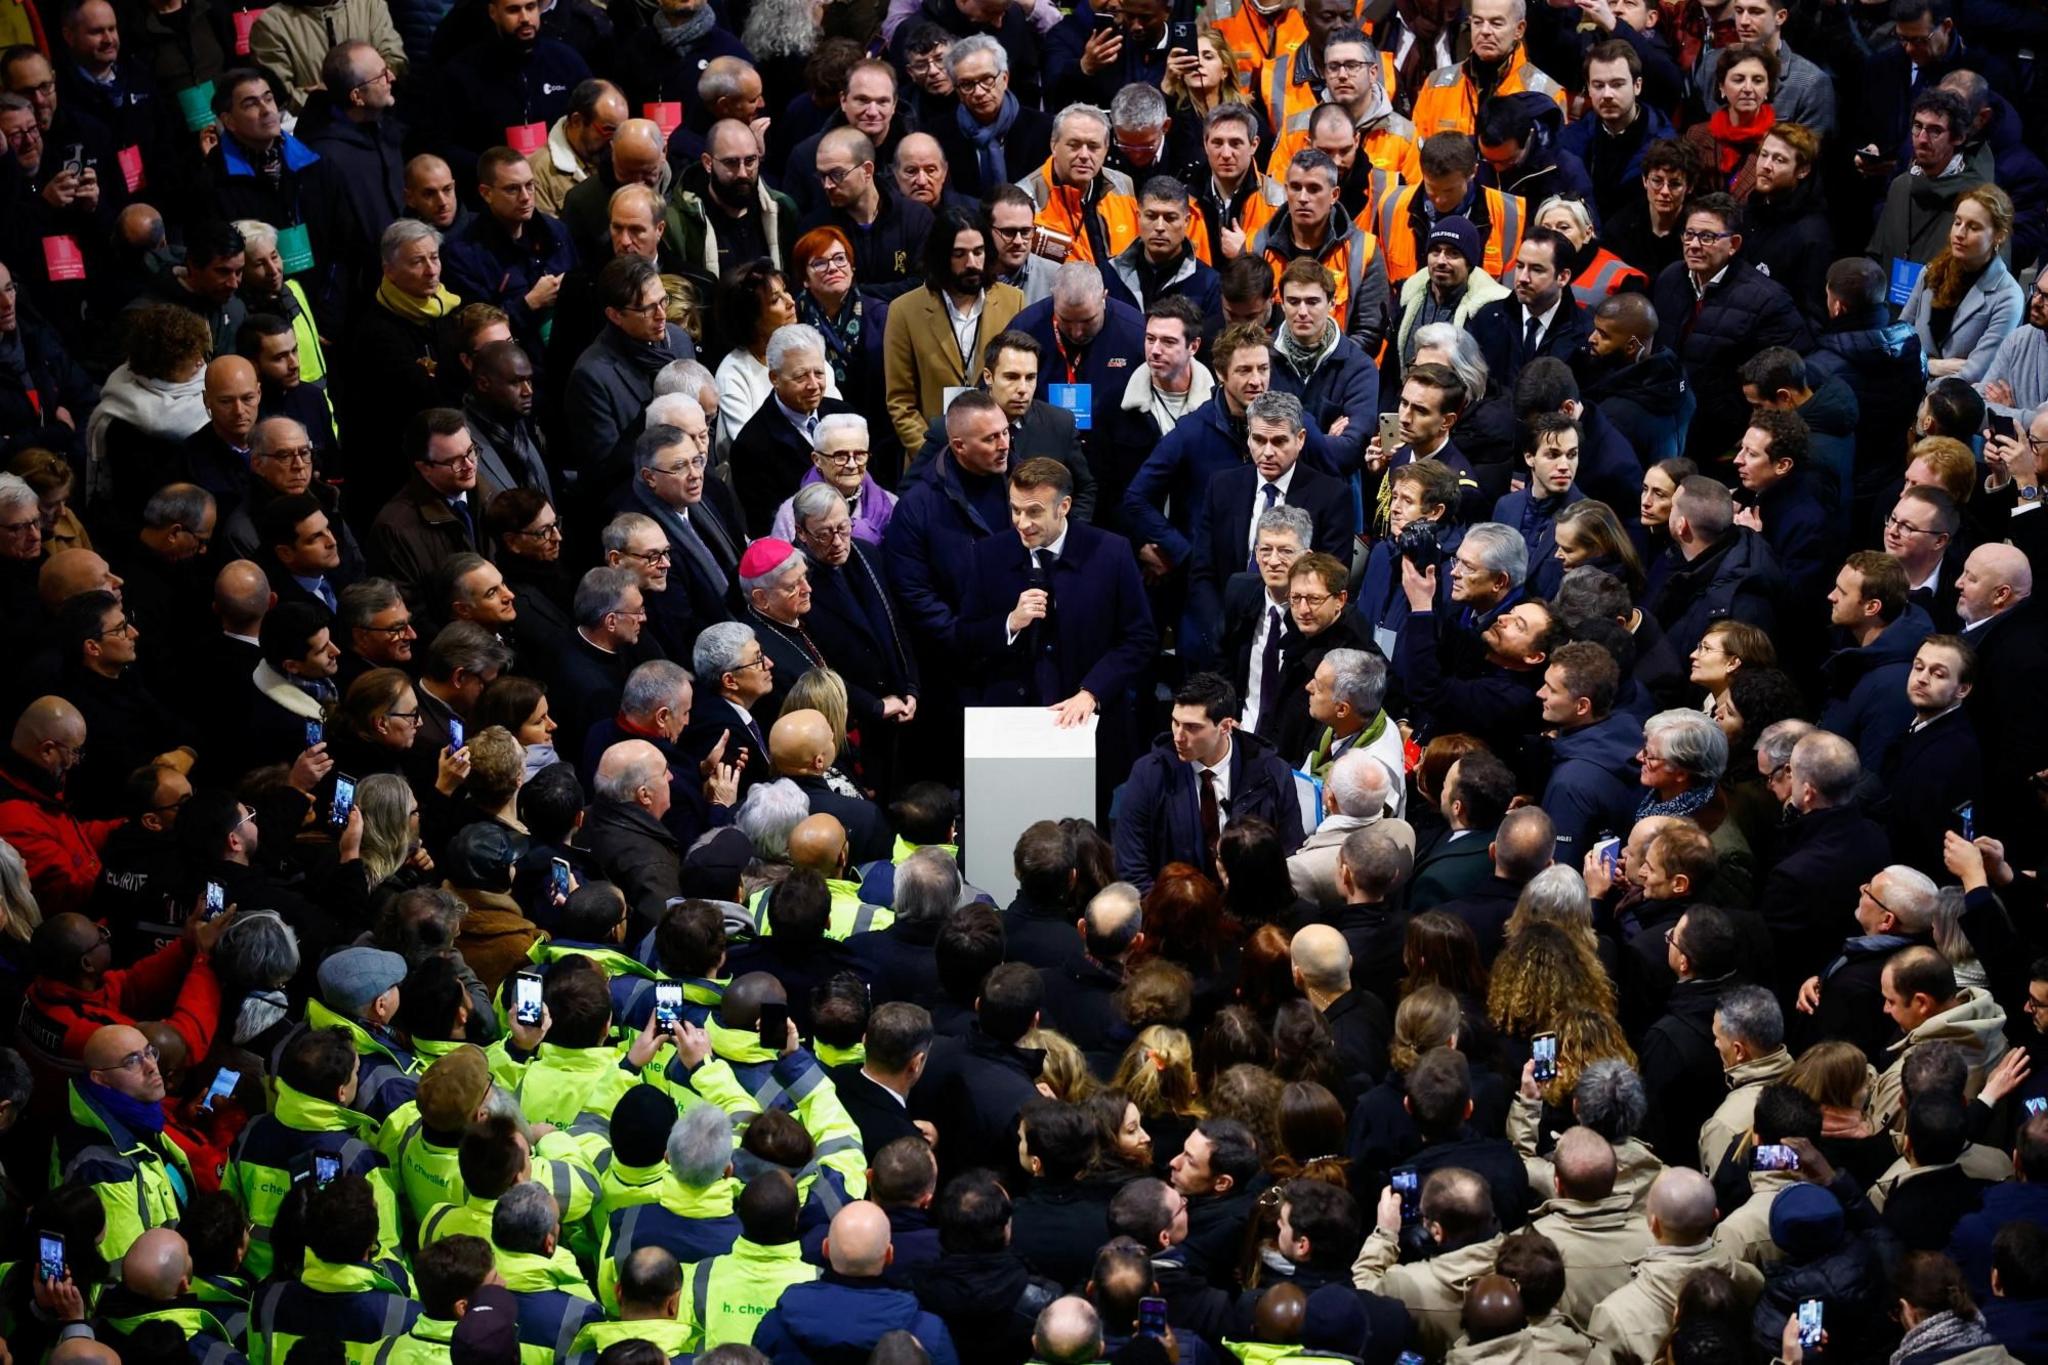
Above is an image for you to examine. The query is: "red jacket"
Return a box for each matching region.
[18,937,223,1085]
[0,755,119,917]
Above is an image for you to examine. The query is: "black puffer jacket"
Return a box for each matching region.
[1651,257,1812,462]
[1752,1221,1900,1362]
[910,1252,1059,1362]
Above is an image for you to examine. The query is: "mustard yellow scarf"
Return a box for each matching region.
[376,276,461,322]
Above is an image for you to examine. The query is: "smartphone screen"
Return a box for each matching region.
[38,1233,63,1283]
[1138,1297,1169,1340]
[654,983,684,1028]
[1956,801,1976,840]
[447,716,465,755]
[550,857,571,900]
[1752,1143,1800,1172]
[2026,1097,2046,1116]
[314,1153,341,1186]
[757,1001,790,1051]
[1392,1167,1419,1222]
[305,719,324,748]
[1990,412,2019,442]
[1797,1300,1823,1349]
[205,881,226,917]
[201,1067,240,1112]
[513,972,544,1026]
[1531,1032,1559,1083]
[330,774,357,829]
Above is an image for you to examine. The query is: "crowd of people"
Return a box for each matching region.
[1,0,2048,1357]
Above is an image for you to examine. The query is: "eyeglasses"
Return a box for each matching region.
[0,518,40,535]
[730,656,772,672]
[1679,228,1734,244]
[360,617,415,637]
[622,296,668,317]
[259,446,316,466]
[955,73,1002,94]
[652,457,708,475]
[1645,174,1688,191]
[1884,514,1944,538]
[1324,58,1369,73]
[991,223,1034,239]
[609,607,649,622]
[1253,545,1301,561]
[1861,882,1898,918]
[804,524,854,543]
[623,547,672,565]
[97,617,136,638]
[806,252,851,271]
[818,448,869,465]
[94,1044,159,1073]
[421,448,478,469]
[1288,591,1334,608]
[817,164,860,186]
[510,521,563,540]
[383,708,420,722]
[713,154,762,173]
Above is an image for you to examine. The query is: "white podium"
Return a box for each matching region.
[963,707,1099,905]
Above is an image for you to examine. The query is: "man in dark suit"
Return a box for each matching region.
[914,331,1099,520]
[1188,391,1354,639]
[1111,672,1306,890]
[1876,634,1982,876]
[956,456,1157,727]
[551,565,661,758]
[829,1000,932,1156]
[1218,510,1310,728]
[1956,544,2048,858]
[1759,730,1893,998]
[1466,228,1592,396]
[730,324,856,535]
[1434,806,1553,961]
[1297,825,1412,1008]
[1406,751,1516,911]
[617,417,745,634]
[678,620,781,794]
[579,658,744,853]
[1264,550,1373,762]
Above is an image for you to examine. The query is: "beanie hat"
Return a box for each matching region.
[1769,1182,1845,1260]
[680,826,754,901]
[1427,215,1484,269]
[317,947,408,1014]
[417,1045,491,1132]
[1301,1284,1370,1356]
[738,537,798,583]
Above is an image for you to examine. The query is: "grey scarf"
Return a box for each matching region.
[653,3,718,49]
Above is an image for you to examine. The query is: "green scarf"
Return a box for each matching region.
[377,276,462,322]
[1309,709,1390,781]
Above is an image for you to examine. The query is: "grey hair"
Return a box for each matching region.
[1790,730,1861,806]
[572,566,641,630]
[1256,504,1314,547]
[491,1181,559,1253]
[249,417,309,458]
[813,412,867,452]
[337,578,404,631]
[1572,1059,1648,1143]
[653,358,717,400]
[0,839,36,939]
[1410,322,1490,401]
[232,218,280,254]
[1714,984,1784,1053]
[594,742,667,803]
[212,909,301,991]
[735,778,810,861]
[692,622,758,684]
[1673,477,1733,540]
[1516,865,1591,929]
[380,218,439,267]
[425,618,512,681]
[478,1084,529,1134]
[742,0,819,61]
[668,1101,735,1185]
[791,482,847,529]
[1554,566,1632,628]
[1051,260,1107,306]
[1643,709,1726,783]
[1051,102,1112,144]
[645,394,701,431]
[1875,864,1940,934]
[944,33,1006,78]
[1320,648,1387,717]
[740,546,804,598]
[621,659,691,720]
[0,475,34,519]
[765,323,828,378]
[602,512,663,556]
[1929,885,1977,970]
[141,483,215,533]
[634,423,688,472]
[1110,83,1168,131]
[894,847,962,925]
[1245,390,1305,435]
[1460,523,1528,589]
[1338,827,1411,897]
[1755,719,1815,773]
[1325,749,1393,819]
[1534,195,1594,238]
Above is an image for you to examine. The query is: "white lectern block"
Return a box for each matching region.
[963,707,1099,906]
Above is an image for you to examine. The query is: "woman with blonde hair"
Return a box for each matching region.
[1906,183,2024,385]
[1024,1026,1097,1103]
[1534,1008,1637,1116]
[1488,919,1618,1050]
[355,772,434,906]
[1786,1039,1893,1185]
[1162,28,1271,169]
[1110,1025,1206,1169]
[0,837,41,944]
[1352,985,1509,1177]
[1551,499,1645,597]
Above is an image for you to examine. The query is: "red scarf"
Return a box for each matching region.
[1706,105,1776,178]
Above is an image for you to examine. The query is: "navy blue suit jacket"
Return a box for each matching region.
[957,521,1157,707]
[1111,729,1307,889]
[1467,293,1594,395]
[1189,462,1355,632]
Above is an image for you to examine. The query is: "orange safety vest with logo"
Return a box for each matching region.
[1256,214,1380,335]
[1376,183,1524,284]
[1265,113,1421,187]
[1216,1,1307,79]
[1263,46,1323,143]
[1409,46,1567,138]
[1021,159,1140,267]
[1568,246,1648,306]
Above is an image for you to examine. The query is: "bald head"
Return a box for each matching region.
[1290,924,1352,995]
[1645,1167,1717,1244]
[40,548,121,611]
[214,559,273,632]
[203,355,260,444]
[610,119,666,186]
[787,813,849,875]
[1961,542,2033,625]
[13,695,84,770]
[719,970,786,1030]
[823,1200,893,1276]
[1462,1274,1525,1344]
[1253,1282,1308,1344]
[1592,290,1657,342]
[597,739,667,797]
[1493,806,1555,881]
[117,203,163,249]
[707,118,756,160]
[49,1341,120,1365]
[769,709,835,775]
[1551,1126,1617,1203]
[820,126,873,166]
[122,1228,194,1301]
[1034,1296,1106,1365]
[83,1023,149,1072]
[1081,882,1143,960]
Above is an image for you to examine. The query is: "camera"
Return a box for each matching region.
[1396,520,1444,572]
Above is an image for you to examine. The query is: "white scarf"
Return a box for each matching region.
[84,363,209,504]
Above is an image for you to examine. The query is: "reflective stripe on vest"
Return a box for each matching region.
[1570,254,1640,306]
[1493,191,1523,272]
[692,1259,715,1328]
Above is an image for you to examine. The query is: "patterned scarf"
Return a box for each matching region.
[1636,780,1715,822]
[799,289,862,389]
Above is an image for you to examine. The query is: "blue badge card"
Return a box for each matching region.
[1889,257,1926,308]
[1049,383,1092,431]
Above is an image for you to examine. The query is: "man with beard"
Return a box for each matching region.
[805,127,933,297]
[236,314,338,470]
[933,37,1052,200]
[334,578,417,689]
[1572,292,1691,466]
[440,0,592,160]
[788,60,905,220]
[442,148,575,363]
[464,340,554,502]
[1467,225,1590,394]
[678,118,798,281]
[988,186,1059,306]
[1392,215,1509,378]
[403,154,468,235]
[884,207,1026,454]
[1557,41,1674,224]
[1017,105,1138,273]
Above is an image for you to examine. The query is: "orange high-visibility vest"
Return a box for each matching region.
[1020,159,1141,267]
[1568,246,1648,306]
[1376,183,1524,284]
[1409,46,1567,138]
[1264,111,1421,186]
[1257,216,1380,333]
[1215,1,1307,79]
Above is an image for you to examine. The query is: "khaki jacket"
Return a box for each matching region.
[1867,1143,2013,1210]
[1444,1314,1593,1364]
[529,118,592,217]
[1708,1168,1800,1268]
[1530,1192,1654,1328]
[1508,1094,1664,1212]
[1585,1241,1763,1365]
[248,0,407,109]
[1699,1048,1795,1176]
[1871,987,2010,1129]
[1351,1227,1503,1361]
[880,283,1026,452]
